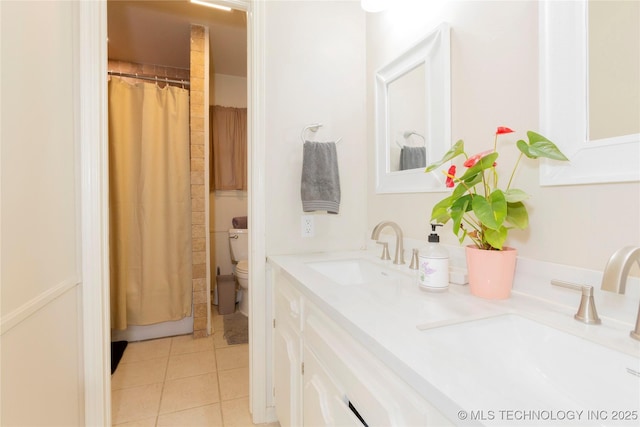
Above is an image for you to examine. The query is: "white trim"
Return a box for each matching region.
[0,278,81,335]
[79,1,111,425]
[539,0,640,186]
[78,0,272,424]
[245,0,277,422]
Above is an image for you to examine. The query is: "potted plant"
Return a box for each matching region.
[425,127,568,298]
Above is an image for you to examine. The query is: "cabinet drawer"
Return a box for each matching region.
[275,274,304,332]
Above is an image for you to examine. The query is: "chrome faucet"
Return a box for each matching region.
[371,221,405,265]
[600,246,640,340]
[551,280,601,324]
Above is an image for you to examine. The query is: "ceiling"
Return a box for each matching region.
[107,0,247,77]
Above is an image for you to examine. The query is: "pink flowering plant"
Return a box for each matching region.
[425,127,568,250]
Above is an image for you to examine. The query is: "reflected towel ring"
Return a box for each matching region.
[301,123,342,144]
[396,131,426,148]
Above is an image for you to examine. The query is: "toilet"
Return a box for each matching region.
[228,228,249,316]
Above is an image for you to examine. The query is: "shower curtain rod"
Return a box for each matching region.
[108,71,190,87]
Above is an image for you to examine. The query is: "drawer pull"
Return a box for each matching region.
[348,400,369,427]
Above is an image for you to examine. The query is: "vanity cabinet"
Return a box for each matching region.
[273,269,452,427]
[273,273,304,427]
[302,342,363,426]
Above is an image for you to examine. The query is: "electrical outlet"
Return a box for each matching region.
[301,215,315,238]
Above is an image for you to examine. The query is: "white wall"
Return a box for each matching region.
[367,0,640,273]
[264,0,367,256]
[1,1,84,424]
[210,73,248,275]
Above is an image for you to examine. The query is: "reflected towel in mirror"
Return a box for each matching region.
[399,146,426,170]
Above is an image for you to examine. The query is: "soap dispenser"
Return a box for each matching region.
[418,224,449,292]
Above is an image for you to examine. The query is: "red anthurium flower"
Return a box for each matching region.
[463,149,494,168]
[445,165,456,188]
[496,126,514,135]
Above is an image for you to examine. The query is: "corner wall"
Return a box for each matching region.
[190,24,210,338]
[264,1,367,256]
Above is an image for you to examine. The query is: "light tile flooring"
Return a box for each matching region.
[111,308,279,427]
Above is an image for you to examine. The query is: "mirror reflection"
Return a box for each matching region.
[588,0,640,141]
[388,63,426,172]
[374,23,450,194]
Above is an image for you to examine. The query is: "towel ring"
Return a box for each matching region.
[301,123,342,144]
[396,131,426,148]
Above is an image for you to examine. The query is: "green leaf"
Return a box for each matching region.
[504,189,529,203]
[451,173,482,199]
[450,195,471,235]
[471,190,507,230]
[505,201,529,229]
[484,226,508,250]
[517,131,569,161]
[430,196,453,223]
[459,152,499,182]
[425,140,465,172]
[457,228,468,245]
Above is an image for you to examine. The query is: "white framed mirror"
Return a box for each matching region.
[374,22,451,194]
[539,0,639,185]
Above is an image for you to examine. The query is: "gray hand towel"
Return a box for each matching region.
[399,146,426,170]
[301,141,340,214]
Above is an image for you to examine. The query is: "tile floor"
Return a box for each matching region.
[111,308,279,427]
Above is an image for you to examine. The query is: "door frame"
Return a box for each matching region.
[79,1,272,424]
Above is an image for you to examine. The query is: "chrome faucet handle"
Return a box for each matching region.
[600,246,640,341]
[409,248,419,270]
[551,280,601,325]
[376,241,391,261]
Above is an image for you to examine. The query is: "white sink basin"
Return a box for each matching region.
[306,259,405,286]
[418,314,640,413]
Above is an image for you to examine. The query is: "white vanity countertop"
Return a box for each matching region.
[268,248,640,426]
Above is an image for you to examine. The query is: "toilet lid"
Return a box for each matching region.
[236,260,249,275]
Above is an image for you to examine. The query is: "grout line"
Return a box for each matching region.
[212,309,228,426]
[154,338,173,426]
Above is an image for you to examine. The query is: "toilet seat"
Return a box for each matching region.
[234,260,249,316]
[235,260,249,279]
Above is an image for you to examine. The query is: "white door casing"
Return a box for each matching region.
[78,0,273,424]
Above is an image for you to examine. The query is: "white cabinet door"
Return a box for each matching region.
[273,275,303,427]
[303,345,364,427]
[274,324,302,427]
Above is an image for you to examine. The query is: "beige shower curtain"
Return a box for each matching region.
[109,77,192,330]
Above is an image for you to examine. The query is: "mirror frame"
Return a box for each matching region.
[374,22,451,194]
[539,0,640,185]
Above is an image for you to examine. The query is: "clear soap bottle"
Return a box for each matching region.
[418,224,449,292]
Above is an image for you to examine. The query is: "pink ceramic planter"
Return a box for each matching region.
[465,245,517,299]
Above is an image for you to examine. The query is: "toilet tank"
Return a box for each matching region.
[228,228,249,262]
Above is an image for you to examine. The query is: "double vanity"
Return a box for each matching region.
[269,246,640,426]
